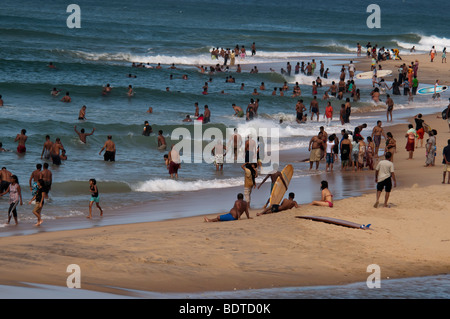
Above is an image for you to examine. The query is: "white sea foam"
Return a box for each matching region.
[63,49,349,66]
[395,34,450,53]
[133,178,244,192]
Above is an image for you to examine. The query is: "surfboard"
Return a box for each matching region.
[356,69,392,79]
[296,215,371,230]
[417,85,448,95]
[268,164,294,206]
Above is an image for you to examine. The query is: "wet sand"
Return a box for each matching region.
[0,110,449,295]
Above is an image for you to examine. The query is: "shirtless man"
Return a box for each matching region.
[386,94,394,122]
[232,104,244,118]
[296,99,306,124]
[194,102,199,117]
[74,125,95,143]
[78,105,87,120]
[157,130,167,150]
[229,128,242,161]
[41,135,53,160]
[102,84,112,95]
[15,129,28,154]
[309,132,324,170]
[99,135,116,161]
[0,167,13,193]
[203,105,211,124]
[328,81,337,97]
[127,85,134,97]
[40,163,52,197]
[310,96,320,121]
[245,135,257,164]
[257,192,298,216]
[51,138,65,165]
[257,163,288,208]
[371,120,387,158]
[61,92,71,103]
[29,164,42,195]
[204,193,251,222]
[168,145,181,178]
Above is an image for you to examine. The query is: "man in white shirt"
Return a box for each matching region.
[374,151,396,208]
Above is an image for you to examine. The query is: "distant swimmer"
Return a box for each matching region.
[146,107,153,114]
[0,142,9,152]
[203,105,211,124]
[74,125,95,143]
[142,121,153,136]
[194,102,199,117]
[203,193,251,222]
[14,129,27,154]
[51,88,61,96]
[0,94,3,106]
[168,63,178,69]
[102,84,112,96]
[61,92,71,102]
[232,104,244,118]
[47,62,56,69]
[99,135,116,162]
[127,85,134,97]
[157,130,167,150]
[257,192,298,216]
[78,105,87,120]
[127,73,137,78]
[182,115,192,122]
[41,135,53,160]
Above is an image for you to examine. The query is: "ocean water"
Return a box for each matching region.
[0,0,449,224]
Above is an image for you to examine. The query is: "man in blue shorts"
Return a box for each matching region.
[204,193,251,222]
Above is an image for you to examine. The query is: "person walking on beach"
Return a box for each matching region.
[15,129,27,154]
[74,126,95,143]
[374,151,396,208]
[257,163,288,208]
[425,130,436,167]
[257,192,298,216]
[242,163,257,208]
[310,180,333,208]
[29,179,46,226]
[442,139,450,184]
[40,162,52,198]
[309,132,324,170]
[414,114,425,148]
[87,178,103,219]
[99,135,116,162]
[0,167,13,193]
[0,175,22,225]
[204,193,251,222]
[405,124,416,160]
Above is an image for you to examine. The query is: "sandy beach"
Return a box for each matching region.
[0,109,449,295]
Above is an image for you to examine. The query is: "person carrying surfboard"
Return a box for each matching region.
[257,164,288,208]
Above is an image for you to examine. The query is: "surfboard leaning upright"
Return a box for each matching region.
[268,164,294,206]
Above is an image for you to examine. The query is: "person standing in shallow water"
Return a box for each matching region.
[0,175,23,225]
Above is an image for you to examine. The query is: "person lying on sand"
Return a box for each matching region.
[257,192,298,216]
[204,193,251,222]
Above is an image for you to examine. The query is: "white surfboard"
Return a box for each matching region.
[417,85,448,95]
[356,69,392,80]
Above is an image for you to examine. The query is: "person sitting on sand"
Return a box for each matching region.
[310,180,334,208]
[204,193,251,222]
[257,192,298,216]
[257,163,288,208]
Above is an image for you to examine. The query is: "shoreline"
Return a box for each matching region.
[0,110,449,295]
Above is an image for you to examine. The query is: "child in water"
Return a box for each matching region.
[88,179,103,219]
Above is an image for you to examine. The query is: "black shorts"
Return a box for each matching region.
[377,177,392,193]
[104,151,115,162]
[296,112,303,121]
[271,204,280,213]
